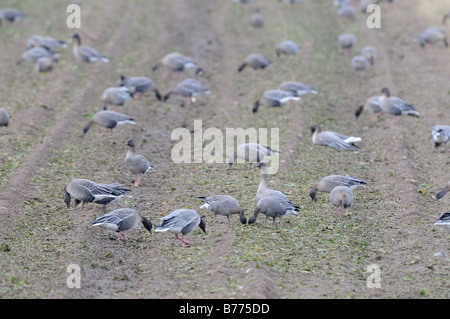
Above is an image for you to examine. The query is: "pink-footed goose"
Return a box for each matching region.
[118,75,161,101]
[416,27,448,49]
[432,125,450,150]
[124,140,154,187]
[253,90,300,113]
[228,143,279,170]
[355,95,382,119]
[0,108,11,134]
[329,186,354,217]
[199,195,247,224]
[83,110,135,137]
[278,81,318,96]
[238,53,271,72]
[379,88,419,124]
[338,33,357,56]
[152,53,203,77]
[72,34,109,63]
[310,175,366,202]
[310,124,361,151]
[276,40,300,57]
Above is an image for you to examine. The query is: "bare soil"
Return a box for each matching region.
[0,0,449,299]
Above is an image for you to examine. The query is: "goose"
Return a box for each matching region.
[155,209,206,247]
[361,46,377,67]
[434,212,450,233]
[276,40,300,57]
[351,55,369,72]
[92,208,152,242]
[72,33,109,63]
[0,108,11,134]
[0,8,26,25]
[152,53,203,77]
[435,183,450,200]
[329,186,354,216]
[250,8,264,28]
[83,110,135,137]
[255,162,300,215]
[338,5,356,21]
[379,87,419,124]
[355,95,382,119]
[310,124,361,151]
[278,81,318,96]
[17,47,57,65]
[338,33,357,56]
[163,78,210,106]
[248,195,297,225]
[252,89,300,113]
[228,143,279,169]
[124,139,154,187]
[310,175,366,202]
[432,125,450,150]
[26,35,68,52]
[35,56,58,73]
[117,75,161,101]
[101,87,134,110]
[238,53,271,72]
[443,11,450,25]
[416,27,448,49]
[359,0,372,13]
[199,195,247,224]
[64,178,132,212]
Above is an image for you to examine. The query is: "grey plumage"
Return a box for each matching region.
[101,87,134,110]
[432,125,450,150]
[199,195,247,224]
[155,209,206,247]
[250,9,264,27]
[228,143,278,169]
[338,33,357,56]
[0,8,26,25]
[163,78,210,106]
[311,124,361,151]
[238,53,271,72]
[276,40,300,57]
[83,110,135,137]
[253,89,300,113]
[338,4,356,21]
[435,183,450,200]
[248,195,297,225]
[0,108,11,134]
[64,179,132,212]
[379,88,419,123]
[35,56,58,72]
[152,53,203,76]
[416,27,448,48]
[434,212,450,234]
[361,46,377,66]
[27,35,68,52]
[310,175,366,201]
[118,75,161,101]
[92,208,152,241]
[18,47,57,65]
[351,55,369,72]
[124,140,154,187]
[72,34,109,63]
[278,81,318,96]
[329,186,354,216]
[355,95,382,119]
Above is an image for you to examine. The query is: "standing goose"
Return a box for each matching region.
[434,212,450,233]
[329,186,354,216]
[101,87,134,110]
[152,53,203,77]
[248,195,297,226]
[228,143,279,169]
[26,35,68,52]
[117,75,161,101]
[155,209,206,247]
[310,175,366,202]
[64,179,132,212]
[252,90,300,113]
[72,34,109,63]
[361,46,377,67]
[0,8,26,25]
[124,139,154,187]
[338,5,356,21]
[338,33,357,56]
[355,95,382,119]
[199,195,247,224]
[255,162,300,215]
[351,55,369,72]
[435,183,450,200]
[379,87,419,124]
[17,47,57,65]
[238,53,271,73]
[35,56,58,73]
[432,125,450,150]
[278,81,318,96]
[163,78,210,106]
[310,124,361,151]
[83,110,135,137]
[416,27,448,49]
[0,108,11,134]
[250,8,264,28]
[276,40,300,57]
[92,208,152,242]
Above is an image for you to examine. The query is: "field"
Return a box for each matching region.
[0,0,449,299]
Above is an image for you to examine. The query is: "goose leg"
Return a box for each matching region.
[99,128,108,137]
[247,163,251,170]
[391,115,397,124]
[109,129,115,138]
[336,207,342,217]
[344,209,349,217]
[134,175,141,187]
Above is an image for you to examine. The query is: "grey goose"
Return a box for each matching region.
[416,27,448,49]
[0,8,26,25]
[83,110,135,137]
[250,9,264,28]
[155,209,206,247]
[124,140,154,187]
[338,33,357,56]
[351,55,369,72]
[432,125,450,150]
[379,87,419,124]
[17,47,57,66]
[64,179,131,212]
[278,81,318,96]
[276,40,300,57]
[199,195,247,224]
[0,108,11,134]
[92,208,152,242]
[163,78,210,106]
[248,194,298,226]
[35,56,58,73]
[435,183,450,200]
[355,95,382,119]
[253,89,300,113]
[329,186,354,216]
[310,124,361,151]
[152,53,203,77]
[310,175,366,202]
[118,75,161,101]
[361,46,377,67]
[72,34,109,63]
[26,35,67,52]
[228,143,278,170]
[238,53,271,73]
[101,87,134,110]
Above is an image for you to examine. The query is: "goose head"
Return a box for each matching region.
[381,87,391,97]
[125,139,135,148]
[355,105,364,118]
[72,33,81,45]
[64,188,71,208]
[142,218,153,233]
[310,124,321,134]
[199,216,207,234]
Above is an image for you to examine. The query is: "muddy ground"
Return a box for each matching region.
[0,0,449,299]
